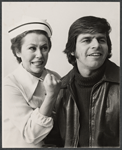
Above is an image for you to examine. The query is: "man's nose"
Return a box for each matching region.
[91,38,99,49]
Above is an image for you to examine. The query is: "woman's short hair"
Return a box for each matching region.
[64,16,112,66]
[11,30,52,63]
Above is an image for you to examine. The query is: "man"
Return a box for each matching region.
[44,16,120,148]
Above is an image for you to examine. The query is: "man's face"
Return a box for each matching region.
[74,33,108,71]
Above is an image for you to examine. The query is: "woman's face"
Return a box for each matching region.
[17,32,50,77]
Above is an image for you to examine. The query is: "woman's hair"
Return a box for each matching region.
[11,30,52,63]
[64,16,112,66]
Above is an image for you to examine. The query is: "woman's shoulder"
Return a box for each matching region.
[4,72,18,87]
[4,65,21,87]
[46,69,61,80]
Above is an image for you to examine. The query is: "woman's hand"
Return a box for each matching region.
[40,74,61,116]
[43,73,61,98]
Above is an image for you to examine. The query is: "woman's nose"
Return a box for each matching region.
[36,48,42,58]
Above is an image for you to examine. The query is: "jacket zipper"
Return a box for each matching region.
[89,80,104,147]
[68,82,80,147]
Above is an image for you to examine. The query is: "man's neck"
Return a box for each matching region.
[77,64,97,78]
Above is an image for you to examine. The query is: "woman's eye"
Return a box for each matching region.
[29,47,36,51]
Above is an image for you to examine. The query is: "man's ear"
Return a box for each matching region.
[71,52,75,56]
[108,52,112,58]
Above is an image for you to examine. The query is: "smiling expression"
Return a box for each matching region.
[75,33,108,72]
[17,33,50,77]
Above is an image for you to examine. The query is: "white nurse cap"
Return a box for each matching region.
[8,16,52,39]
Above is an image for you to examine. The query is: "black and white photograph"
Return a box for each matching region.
[2,1,120,148]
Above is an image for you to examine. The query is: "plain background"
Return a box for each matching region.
[2,2,120,77]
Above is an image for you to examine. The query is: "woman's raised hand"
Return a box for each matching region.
[43,74,61,98]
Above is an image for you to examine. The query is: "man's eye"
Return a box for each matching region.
[41,46,48,52]
[99,39,106,43]
[82,39,90,43]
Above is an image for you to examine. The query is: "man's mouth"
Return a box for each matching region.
[88,53,102,56]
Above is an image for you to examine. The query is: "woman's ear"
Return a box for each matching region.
[16,49,21,58]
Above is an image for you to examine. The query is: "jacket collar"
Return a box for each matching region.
[61,60,120,88]
[102,60,120,83]
[13,63,48,101]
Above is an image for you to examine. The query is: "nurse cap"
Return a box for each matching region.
[8,16,52,39]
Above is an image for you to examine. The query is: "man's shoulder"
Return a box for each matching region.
[105,60,120,83]
[107,60,120,69]
[61,68,74,88]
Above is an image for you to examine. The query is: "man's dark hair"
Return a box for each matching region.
[11,30,52,63]
[64,16,112,66]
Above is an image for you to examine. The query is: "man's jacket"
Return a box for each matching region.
[45,60,120,148]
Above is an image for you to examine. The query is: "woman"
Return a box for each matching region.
[3,16,61,148]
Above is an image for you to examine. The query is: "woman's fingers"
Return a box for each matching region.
[44,74,61,85]
[43,73,61,97]
[50,74,61,84]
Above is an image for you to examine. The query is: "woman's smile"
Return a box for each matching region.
[31,60,44,67]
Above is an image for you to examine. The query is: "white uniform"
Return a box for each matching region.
[3,63,61,148]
